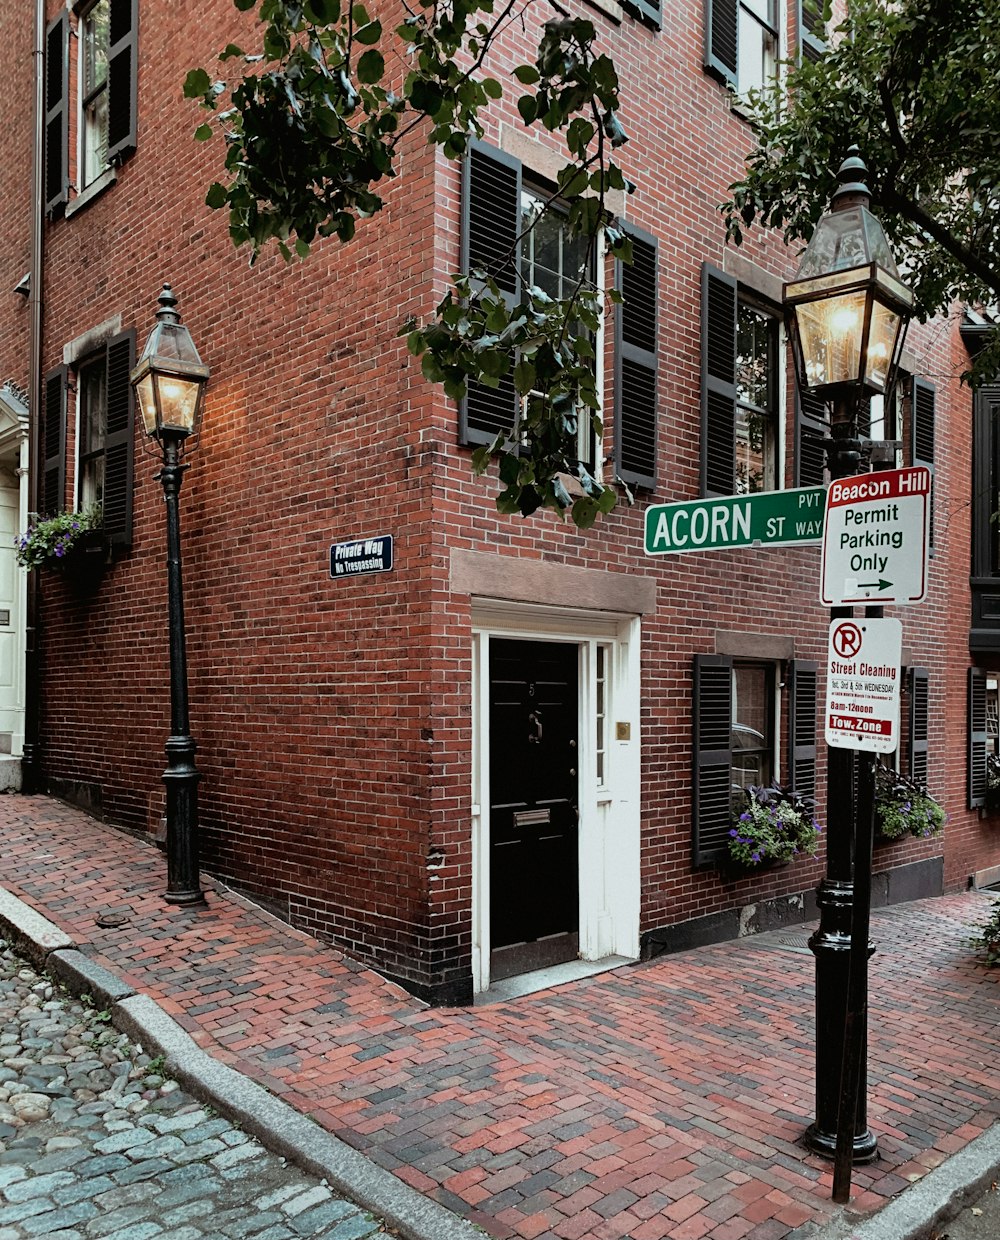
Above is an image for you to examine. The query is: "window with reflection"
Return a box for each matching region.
[738,0,779,98]
[519,186,598,464]
[81,0,110,188]
[735,302,778,494]
[731,663,775,792]
[78,353,107,511]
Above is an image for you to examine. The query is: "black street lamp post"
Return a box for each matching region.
[783,150,913,1166]
[131,285,211,906]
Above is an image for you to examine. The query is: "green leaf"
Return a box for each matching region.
[295,237,310,258]
[194,123,213,141]
[183,68,211,99]
[205,182,228,209]
[354,18,382,44]
[357,49,384,83]
[517,95,537,125]
[482,77,503,99]
[219,44,245,61]
[513,65,540,85]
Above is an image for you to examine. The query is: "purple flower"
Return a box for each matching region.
[739,812,751,822]
[54,546,65,558]
[751,852,761,863]
[729,828,738,837]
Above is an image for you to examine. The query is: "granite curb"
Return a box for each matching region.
[789,1122,1000,1240]
[0,884,486,1240]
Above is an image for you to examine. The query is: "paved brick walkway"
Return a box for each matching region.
[1,795,997,1240]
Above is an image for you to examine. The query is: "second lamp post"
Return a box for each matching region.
[130,284,211,906]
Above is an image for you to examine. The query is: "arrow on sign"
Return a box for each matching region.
[858,579,893,592]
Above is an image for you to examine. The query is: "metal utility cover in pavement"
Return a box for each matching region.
[820,466,930,606]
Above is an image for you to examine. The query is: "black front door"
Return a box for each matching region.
[489,638,579,981]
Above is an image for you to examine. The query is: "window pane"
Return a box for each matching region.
[735,408,768,494]
[737,6,777,96]
[737,304,773,409]
[82,0,111,187]
[595,645,607,785]
[83,89,109,187]
[79,360,106,455]
[732,664,772,788]
[79,356,106,510]
[83,0,110,93]
[736,303,776,494]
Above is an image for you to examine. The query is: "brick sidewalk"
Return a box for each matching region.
[1,795,997,1240]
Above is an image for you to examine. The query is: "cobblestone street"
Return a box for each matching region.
[0,940,389,1240]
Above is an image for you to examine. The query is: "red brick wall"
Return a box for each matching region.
[5,0,991,997]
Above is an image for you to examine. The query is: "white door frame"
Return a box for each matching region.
[470,600,641,995]
[0,387,29,761]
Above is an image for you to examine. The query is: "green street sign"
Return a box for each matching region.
[644,486,826,555]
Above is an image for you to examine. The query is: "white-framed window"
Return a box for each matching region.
[702,263,783,498]
[80,0,111,189]
[731,661,776,791]
[520,184,599,467]
[595,643,609,788]
[706,0,781,98]
[738,0,780,97]
[76,352,108,510]
[735,300,779,494]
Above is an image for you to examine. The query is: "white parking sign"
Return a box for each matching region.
[820,466,931,606]
[825,618,903,753]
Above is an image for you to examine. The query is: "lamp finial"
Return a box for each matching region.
[155,284,181,324]
[832,146,871,212]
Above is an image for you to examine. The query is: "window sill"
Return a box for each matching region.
[65,167,117,219]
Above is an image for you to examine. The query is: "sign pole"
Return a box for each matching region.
[832,741,877,1200]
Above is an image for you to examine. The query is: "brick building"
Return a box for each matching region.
[1,0,997,1003]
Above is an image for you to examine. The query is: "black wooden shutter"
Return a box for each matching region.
[103,331,135,547]
[44,14,69,217]
[705,0,739,86]
[795,388,829,487]
[459,142,521,446]
[911,376,935,549]
[693,654,733,866]
[788,660,818,800]
[41,367,67,518]
[614,224,657,489]
[701,264,737,497]
[968,666,988,809]
[908,667,929,785]
[107,0,139,164]
[622,0,662,29]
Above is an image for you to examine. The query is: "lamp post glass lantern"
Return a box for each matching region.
[130,284,209,906]
[785,149,913,1181]
[785,150,913,406]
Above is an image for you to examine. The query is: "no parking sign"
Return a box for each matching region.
[825,618,903,753]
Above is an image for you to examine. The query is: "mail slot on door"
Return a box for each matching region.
[513,809,551,828]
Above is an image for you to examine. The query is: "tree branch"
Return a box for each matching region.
[878,184,1000,302]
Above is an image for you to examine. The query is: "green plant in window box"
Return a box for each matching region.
[985,753,1000,814]
[726,784,822,871]
[873,762,945,841]
[14,505,104,572]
